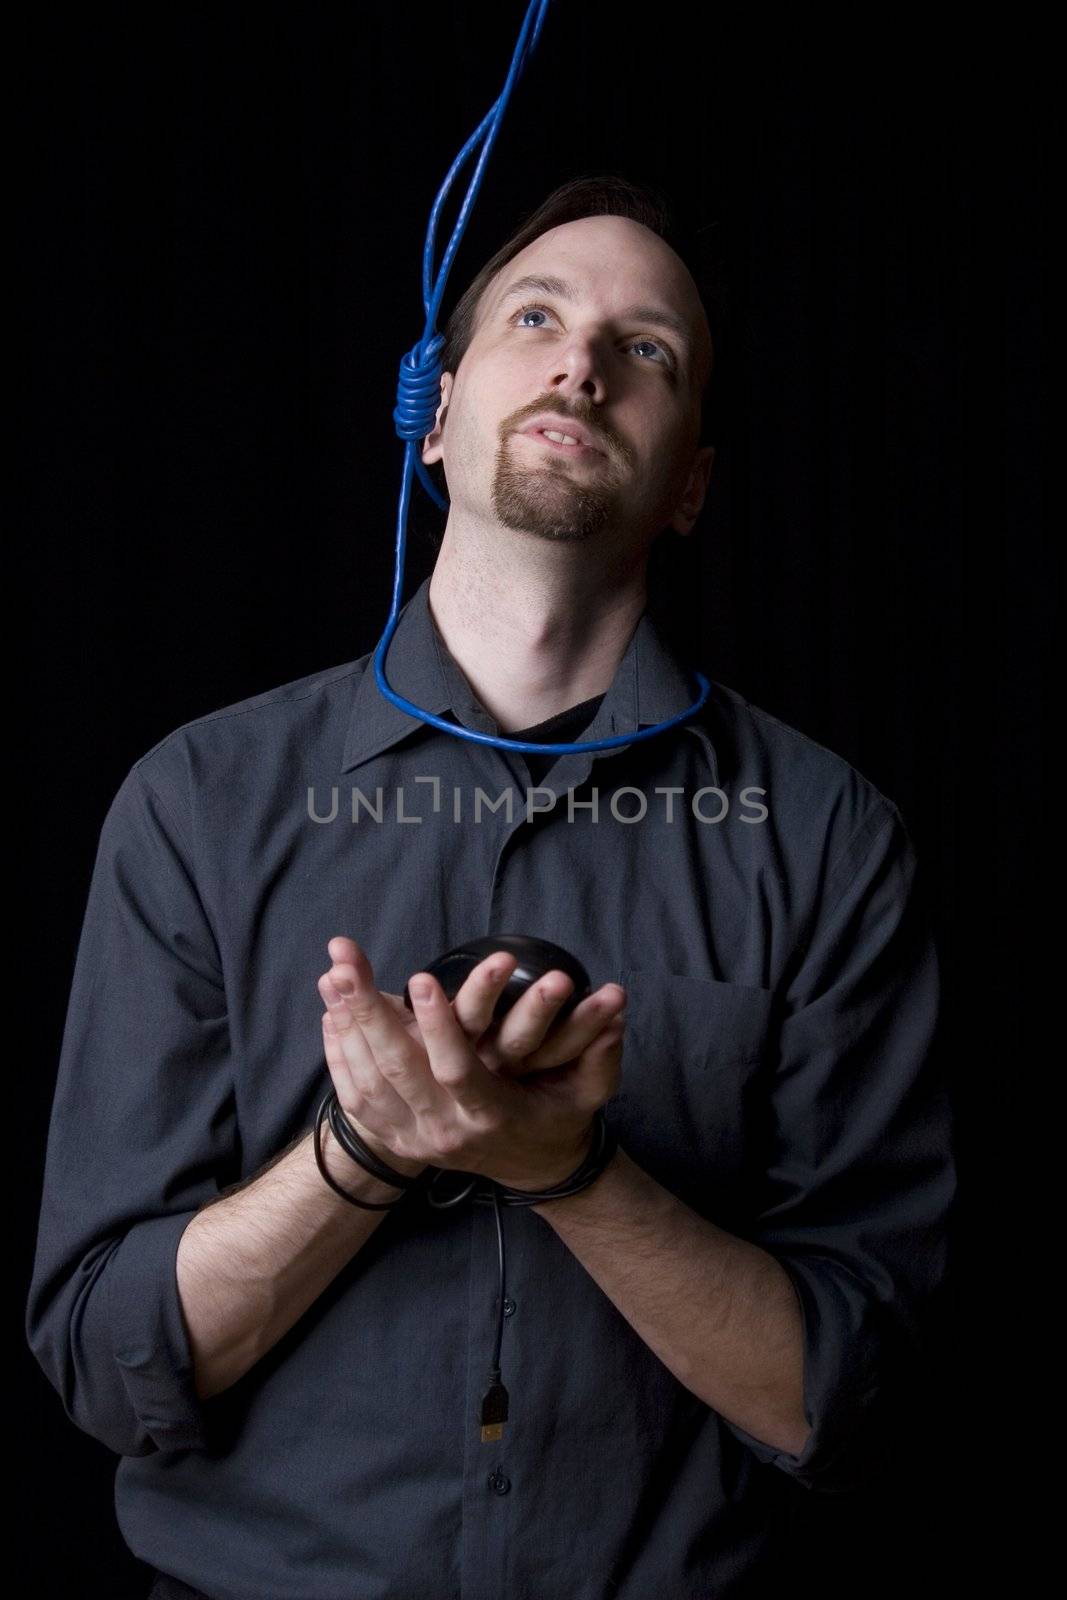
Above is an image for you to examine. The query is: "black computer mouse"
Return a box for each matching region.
[403,934,591,1026]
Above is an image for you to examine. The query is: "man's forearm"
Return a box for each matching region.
[531,1144,811,1457]
[176,1127,425,1401]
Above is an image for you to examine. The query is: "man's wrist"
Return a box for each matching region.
[495,1123,598,1194]
[320,1122,426,1201]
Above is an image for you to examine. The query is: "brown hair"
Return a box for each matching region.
[425,173,730,501]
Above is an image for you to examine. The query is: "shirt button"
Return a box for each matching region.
[503,1297,516,1317]
[487,1469,511,1494]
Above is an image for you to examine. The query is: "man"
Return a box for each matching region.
[26,178,956,1600]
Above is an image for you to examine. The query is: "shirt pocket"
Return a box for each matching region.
[606,969,778,1218]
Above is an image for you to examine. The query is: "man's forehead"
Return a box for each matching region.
[496,222,694,313]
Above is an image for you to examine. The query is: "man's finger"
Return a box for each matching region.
[521,985,627,1070]
[408,973,503,1119]
[451,952,518,1039]
[324,941,441,1117]
[490,968,576,1061]
[528,1018,627,1111]
[318,978,412,1119]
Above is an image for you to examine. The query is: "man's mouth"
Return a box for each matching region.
[520,427,600,457]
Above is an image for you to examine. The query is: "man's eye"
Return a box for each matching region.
[511,304,672,368]
[514,304,554,330]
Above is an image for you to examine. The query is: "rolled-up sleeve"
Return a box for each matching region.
[725,801,957,1493]
[25,760,236,1456]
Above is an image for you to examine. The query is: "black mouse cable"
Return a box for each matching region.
[315,1089,617,1442]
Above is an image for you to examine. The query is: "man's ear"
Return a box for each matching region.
[421,373,454,468]
[668,445,716,538]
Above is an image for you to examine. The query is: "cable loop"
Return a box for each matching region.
[374,0,712,757]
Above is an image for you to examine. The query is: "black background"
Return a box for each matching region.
[18,0,1046,1594]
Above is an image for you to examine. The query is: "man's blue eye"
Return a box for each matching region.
[513,304,672,367]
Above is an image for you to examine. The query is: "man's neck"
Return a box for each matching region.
[427,534,648,735]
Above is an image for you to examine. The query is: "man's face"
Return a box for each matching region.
[421,215,715,557]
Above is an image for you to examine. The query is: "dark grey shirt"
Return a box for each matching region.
[26,574,956,1600]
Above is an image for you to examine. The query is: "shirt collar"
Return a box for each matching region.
[341,574,718,783]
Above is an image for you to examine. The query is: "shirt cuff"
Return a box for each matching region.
[721,1255,885,1494]
[109,1209,212,1453]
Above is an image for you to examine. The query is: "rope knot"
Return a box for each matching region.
[393,332,446,443]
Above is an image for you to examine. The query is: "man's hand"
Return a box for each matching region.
[317,935,627,1191]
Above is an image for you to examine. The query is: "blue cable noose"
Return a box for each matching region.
[379,0,711,758]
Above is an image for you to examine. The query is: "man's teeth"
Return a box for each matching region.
[543,430,581,446]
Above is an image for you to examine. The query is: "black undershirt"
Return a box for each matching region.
[507,693,606,787]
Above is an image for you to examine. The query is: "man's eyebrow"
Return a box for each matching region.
[495,273,694,358]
